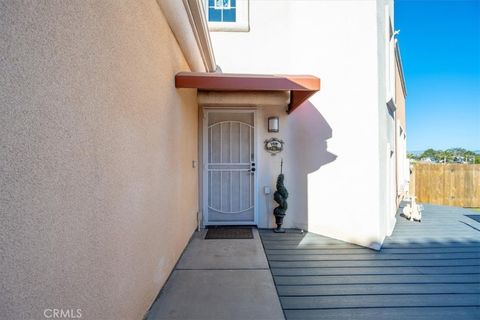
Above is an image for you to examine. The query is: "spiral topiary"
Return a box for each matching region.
[273,172,288,233]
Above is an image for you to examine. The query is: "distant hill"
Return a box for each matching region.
[408,150,480,156]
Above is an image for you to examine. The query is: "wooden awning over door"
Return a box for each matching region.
[175,72,320,113]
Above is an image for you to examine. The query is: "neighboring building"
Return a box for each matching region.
[395,41,409,206]
[207,0,408,248]
[0,0,408,319]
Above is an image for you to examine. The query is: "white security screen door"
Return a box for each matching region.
[204,110,257,225]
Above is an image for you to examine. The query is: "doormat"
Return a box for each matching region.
[205,228,253,239]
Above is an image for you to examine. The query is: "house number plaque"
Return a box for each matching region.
[264,138,284,155]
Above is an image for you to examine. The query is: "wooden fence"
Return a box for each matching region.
[410,163,480,207]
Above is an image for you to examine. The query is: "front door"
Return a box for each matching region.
[203,110,257,225]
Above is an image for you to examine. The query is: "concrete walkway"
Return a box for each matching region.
[147,229,285,320]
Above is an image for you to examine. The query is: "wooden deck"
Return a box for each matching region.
[259,205,480,320]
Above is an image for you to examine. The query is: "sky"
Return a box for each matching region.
[395,0,480,152]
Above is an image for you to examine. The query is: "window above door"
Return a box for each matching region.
[204,0,249,32]
[208,0,236,22]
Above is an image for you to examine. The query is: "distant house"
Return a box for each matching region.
[0,0,408,319]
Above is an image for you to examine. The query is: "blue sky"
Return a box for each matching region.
[395,0,479,151]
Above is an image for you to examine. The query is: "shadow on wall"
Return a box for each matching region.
[287,101,337,230]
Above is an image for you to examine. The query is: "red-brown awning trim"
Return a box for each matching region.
[175,72,320,113]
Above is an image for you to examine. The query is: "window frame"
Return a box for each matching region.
[204,0,250,32]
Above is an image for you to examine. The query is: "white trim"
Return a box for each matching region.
[209,121,254,129]
[385,9,395,104]
[157,0,216,72]
[208,206,254,214]
[183,0,217,71]
[202,108,258,226]
[208,163,250,165]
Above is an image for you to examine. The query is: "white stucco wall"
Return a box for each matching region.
[0,1,198,319]
[376,0,398,237]
[210,0,397,248]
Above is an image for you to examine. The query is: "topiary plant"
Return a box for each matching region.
[273,160,288,233]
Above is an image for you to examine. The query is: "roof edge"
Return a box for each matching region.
[395,41,407,97]
[157,0,216,72]
[182,0,217,72]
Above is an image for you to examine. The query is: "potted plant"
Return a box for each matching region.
[273,160,288,233]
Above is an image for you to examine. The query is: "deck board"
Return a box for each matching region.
[277,283,480,296]
[284,307,480,320]
[271,265,480,275]
[280,293,479,309]
[269,258,479,268]
[259,205,480,319]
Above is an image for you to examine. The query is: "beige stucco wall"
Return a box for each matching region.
[395,53,409,201]
[0,1,198,319]
[395,58,407,130]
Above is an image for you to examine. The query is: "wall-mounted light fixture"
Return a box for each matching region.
[268,117,279,132]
